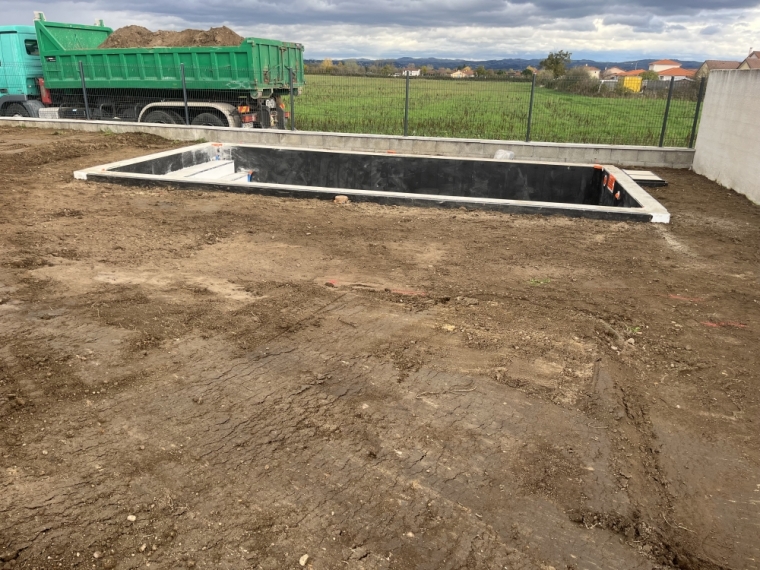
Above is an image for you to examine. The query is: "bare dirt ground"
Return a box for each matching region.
[0,125,758,570]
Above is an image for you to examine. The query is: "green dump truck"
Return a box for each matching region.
[0,12,305,128]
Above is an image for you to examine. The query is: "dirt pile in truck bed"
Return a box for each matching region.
[98,25,244,48]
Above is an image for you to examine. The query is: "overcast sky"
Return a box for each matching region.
[2,0,758,61]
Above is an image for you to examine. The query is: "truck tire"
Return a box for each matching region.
[142,110,182,124]
[22,100,45,118]
[259,107,272,128]
[6,103,29,117]
[191,113,226,127]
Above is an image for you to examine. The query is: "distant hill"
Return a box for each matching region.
[305,57,703,71]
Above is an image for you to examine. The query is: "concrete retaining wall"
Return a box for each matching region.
[693,70,760,205]
[0,117,695,169]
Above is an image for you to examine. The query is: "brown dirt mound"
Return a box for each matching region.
[99,25,244,48]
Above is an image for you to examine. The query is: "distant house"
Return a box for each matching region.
[619,69,646,77]
[579,64,600,79]
[450,67,474,78]
[738,50,760,70]
[601,68,643,80]
[695,60,741,78]
[647,60,696,80]
[601,66,625,79]
[738,58,760,70]
[657,67,696,81]
[649,59,681,73]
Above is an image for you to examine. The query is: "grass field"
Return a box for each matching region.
[294,75,699,147]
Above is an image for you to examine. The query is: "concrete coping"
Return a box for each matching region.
[73,142,671,223]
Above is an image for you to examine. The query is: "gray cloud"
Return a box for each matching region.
[0,0,756,60]
[602,14,667,32]
[8,0,760,28]
[700,24,723,34]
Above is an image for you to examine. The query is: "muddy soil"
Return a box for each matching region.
[99,26,244,49]
[0,125,758,570]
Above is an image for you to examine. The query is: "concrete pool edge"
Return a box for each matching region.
[74,143,671,223]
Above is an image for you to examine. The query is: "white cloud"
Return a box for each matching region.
[1,0,758,61]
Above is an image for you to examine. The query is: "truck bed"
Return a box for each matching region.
[34,16,304,94]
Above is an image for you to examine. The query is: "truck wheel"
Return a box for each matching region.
[142,110,182,124]
[22,100,45,118]
[6,103,29,117]
[191,113,226,127]
[259,107,272,128]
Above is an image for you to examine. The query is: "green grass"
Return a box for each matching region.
[294,75,699,147]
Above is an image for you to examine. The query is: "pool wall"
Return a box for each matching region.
[75,143,670,223]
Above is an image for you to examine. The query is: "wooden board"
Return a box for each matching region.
[623,170,668,187]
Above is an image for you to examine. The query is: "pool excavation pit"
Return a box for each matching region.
[74,142,670,223]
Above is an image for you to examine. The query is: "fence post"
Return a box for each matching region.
[525,73,536,142]
[78,61,91,121]
[688,77,706,149]
[403,72,410,136]
[659,76,675,147]
[289,68,296,131]
[180,63,190,126]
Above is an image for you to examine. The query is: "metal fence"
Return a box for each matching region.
[0,62,706,148]
[295,73,706,148]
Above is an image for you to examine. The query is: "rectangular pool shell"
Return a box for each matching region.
[74,143,670,223]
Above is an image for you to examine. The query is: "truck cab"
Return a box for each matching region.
[0,25,44,116]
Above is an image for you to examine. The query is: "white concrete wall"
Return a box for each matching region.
[0,117,695,168]
[693,69,760,204]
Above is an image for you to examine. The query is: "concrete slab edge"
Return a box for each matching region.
[606,165,670,224]
[1,117,695,169]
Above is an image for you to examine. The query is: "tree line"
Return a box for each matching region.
[305,59,529,77]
